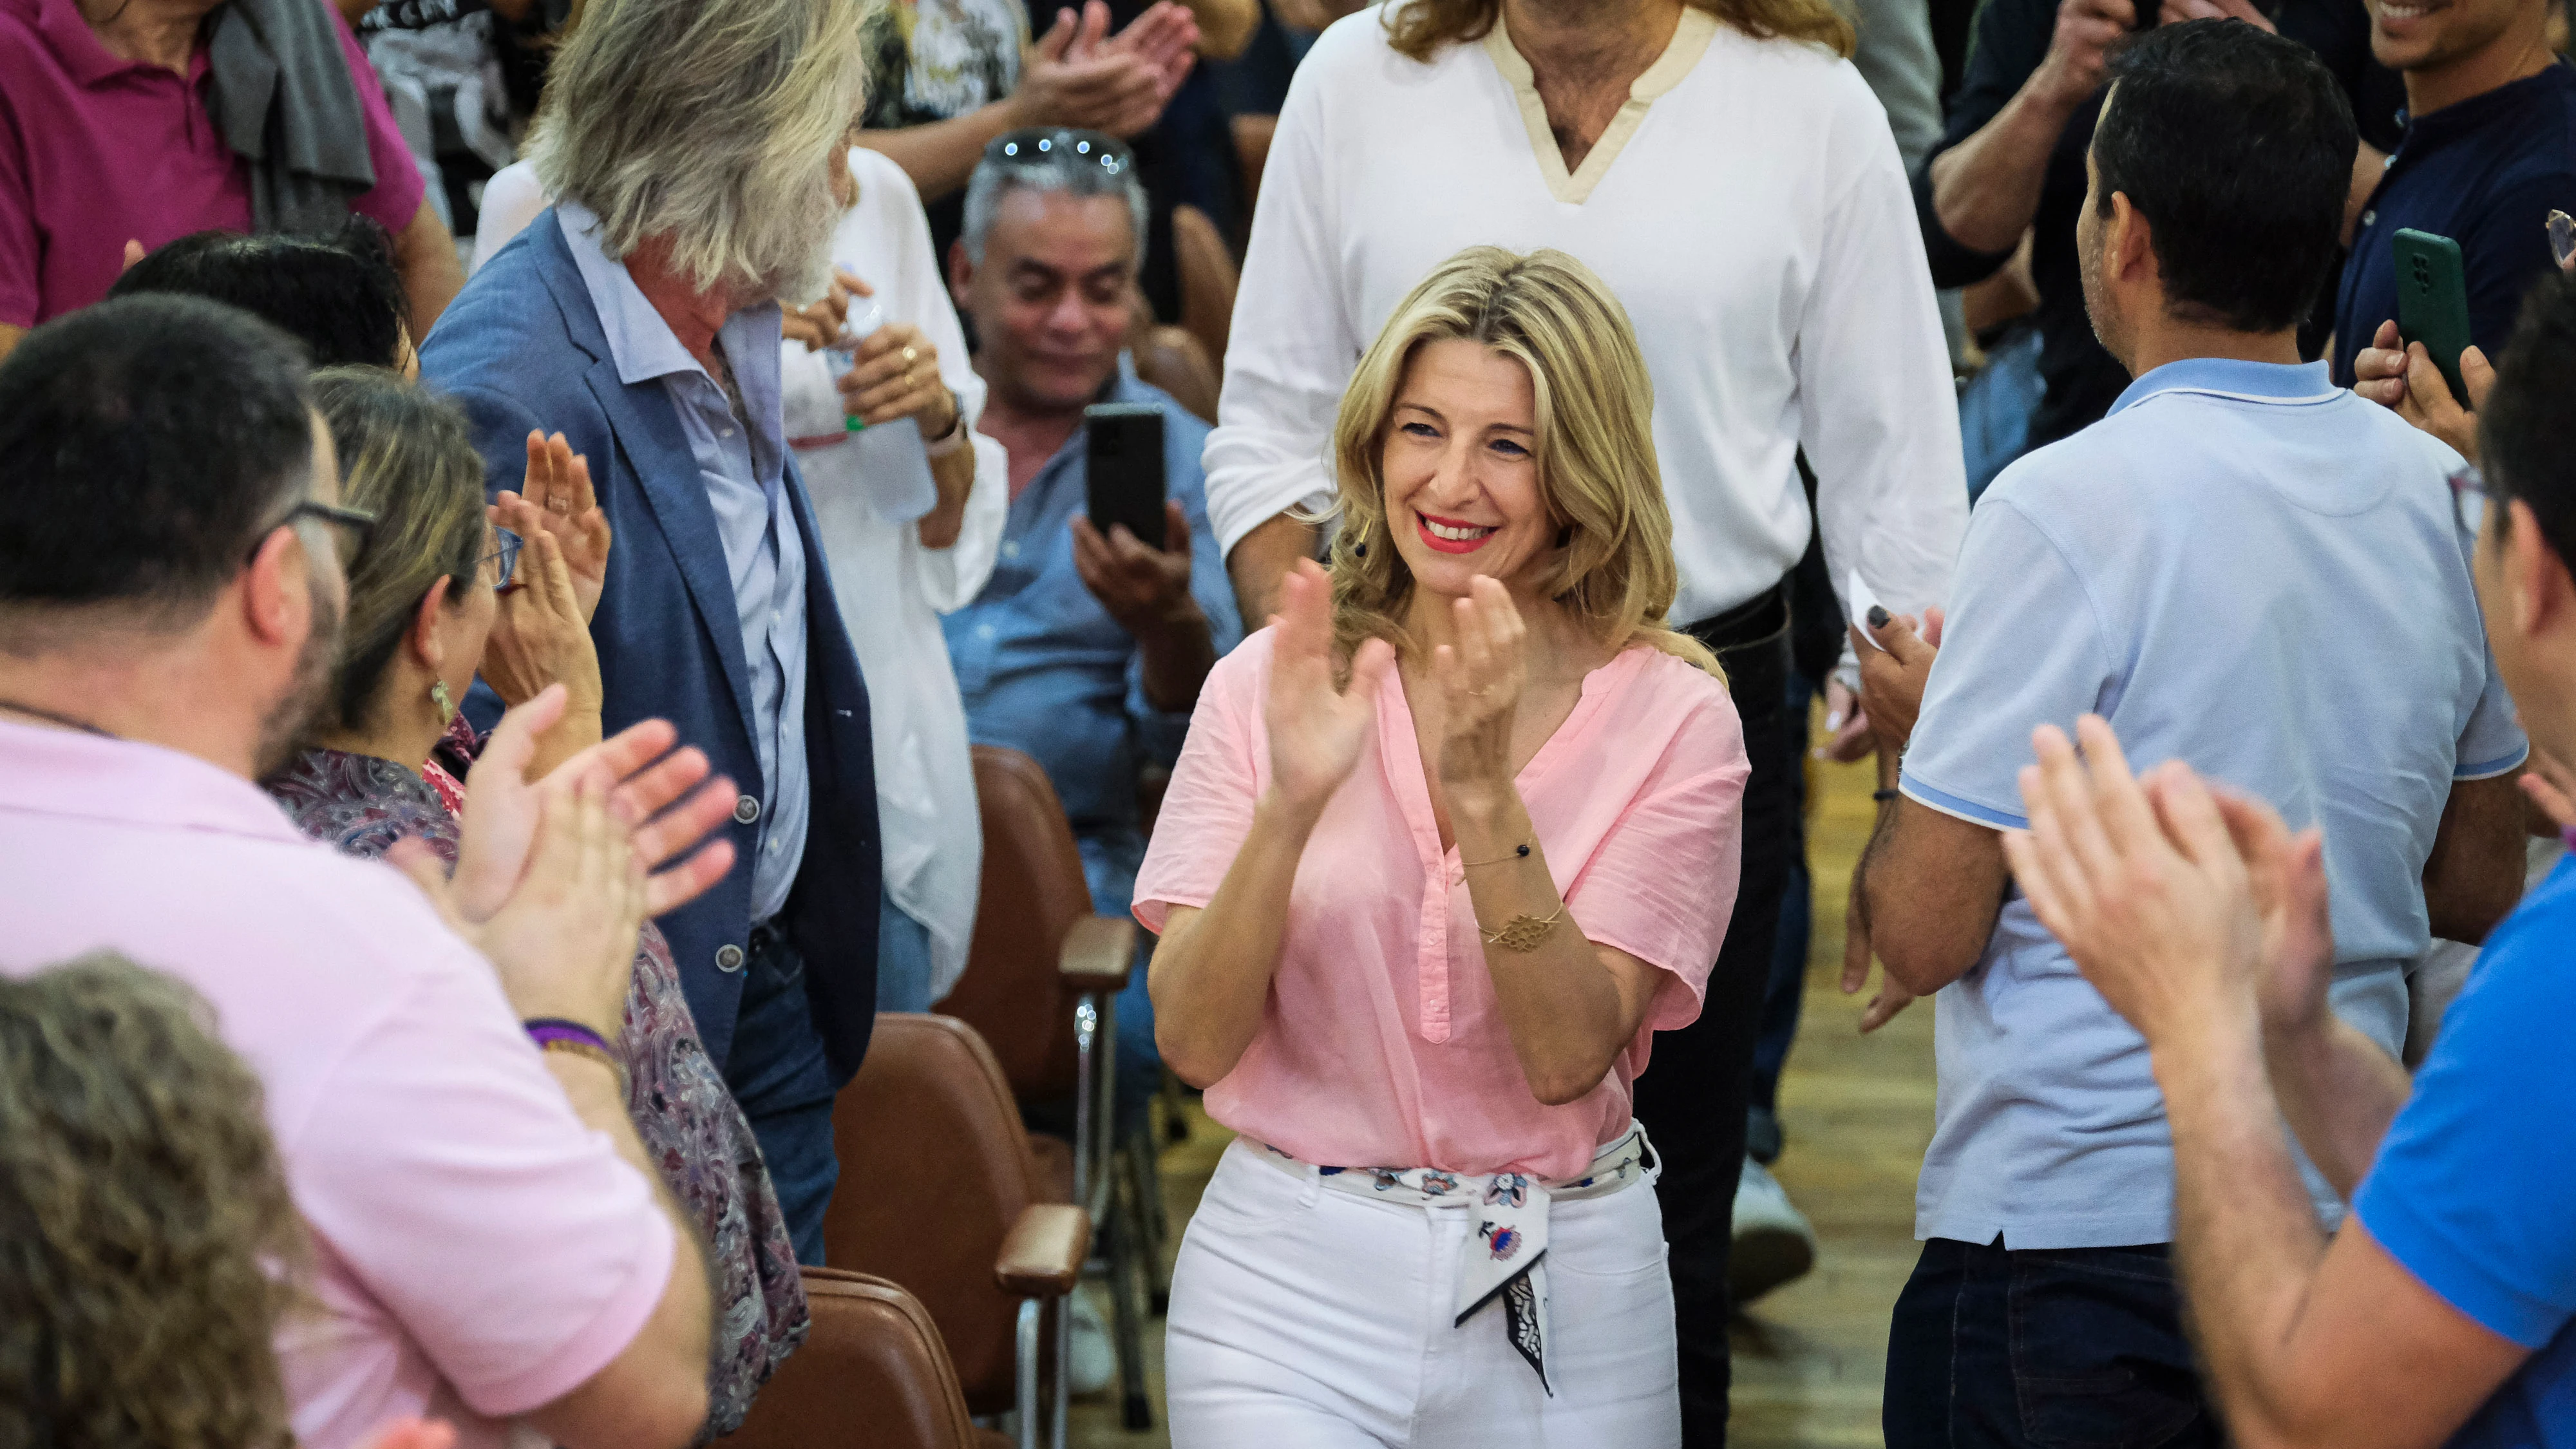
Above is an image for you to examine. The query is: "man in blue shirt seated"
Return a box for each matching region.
[2331,0,2575,391]
[1849,22,2529,1447]
[942,129,1244,1115]
[2002,269,2576,1449]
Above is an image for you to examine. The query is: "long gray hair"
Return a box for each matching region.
[523,0,868,300]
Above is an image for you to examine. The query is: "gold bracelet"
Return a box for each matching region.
[1462,840,1533,868]
[1480,905,1567,952]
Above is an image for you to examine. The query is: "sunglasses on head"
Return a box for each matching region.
[983,128,1133,176]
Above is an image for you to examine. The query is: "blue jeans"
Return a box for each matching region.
[725,923,844,1267]
[1747,674,1815,1140]
[1885,1238,2223,1449]
[875,896,936,1014]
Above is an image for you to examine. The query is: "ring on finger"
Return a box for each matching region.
[902,345,920,366]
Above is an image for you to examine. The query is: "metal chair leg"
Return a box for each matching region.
[1051,1294,1070,1449]
[1070,996,1098,1208]
[1016,1298,1041,1449]
[1107,1139,1153,1431]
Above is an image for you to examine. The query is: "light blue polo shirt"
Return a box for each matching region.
[1901,356,2525,1250]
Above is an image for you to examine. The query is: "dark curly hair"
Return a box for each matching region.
[0,954,305,1449]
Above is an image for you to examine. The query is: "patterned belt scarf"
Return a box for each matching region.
[1254,1123,1658,1394]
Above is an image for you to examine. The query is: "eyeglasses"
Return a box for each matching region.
[250,498,378,569]
[2448,463,2490,536]
[984,128,1133,176]
[480,529,524,589]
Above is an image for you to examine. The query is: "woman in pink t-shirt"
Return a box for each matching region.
[1135,247,1748,1446]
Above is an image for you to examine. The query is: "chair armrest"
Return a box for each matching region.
[1058,914,1137,993]
[995,1202,1093,1298]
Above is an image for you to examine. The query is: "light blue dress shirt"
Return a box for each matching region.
[560,204,810,923]
[1900,357,2526,1250]
[942,370,1242,922]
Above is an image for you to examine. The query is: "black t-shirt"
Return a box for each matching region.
[2332,64,2576,386]
[1915,0,2406,450]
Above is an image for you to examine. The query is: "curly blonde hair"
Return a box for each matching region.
[1321,246,1719,681]
[1383,0,1852,64]
[0,954,305,1449]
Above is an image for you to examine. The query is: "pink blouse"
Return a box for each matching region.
[1133,629,1749,1180]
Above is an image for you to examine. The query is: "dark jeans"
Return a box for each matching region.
[725,923,846,1267]
[1747,672,1816,1141]
[1631,627,1799,1449]
[1886,1238,2224,1449]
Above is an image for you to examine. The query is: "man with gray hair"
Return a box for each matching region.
[943,128,1240,1140]
[421,0,886,1262]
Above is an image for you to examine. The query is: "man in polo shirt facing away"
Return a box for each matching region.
[1851,21,2529,1448]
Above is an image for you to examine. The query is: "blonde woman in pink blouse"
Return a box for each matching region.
[1133,247,1748,1446]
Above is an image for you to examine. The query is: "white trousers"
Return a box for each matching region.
[1166,1140,1682,1448]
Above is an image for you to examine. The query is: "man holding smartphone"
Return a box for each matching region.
[2331,0,2575,390]
[942,128,1243,1130]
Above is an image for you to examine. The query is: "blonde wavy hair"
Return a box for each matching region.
[524,0,868,299]
[1323,246,1719,680]
[1384,0,1852,62]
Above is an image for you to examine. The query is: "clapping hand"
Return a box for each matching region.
[1101,0,1200,104]
[419,685,739,927]
[1429,575,1527,815]
[481,496,603,722]
[2155,0,2273,30]
[1016,3,1168,138]
[2000,717,2269,1046]
[462,766,649,1042]
[1264,558,1396,815]
[495,431,610,623]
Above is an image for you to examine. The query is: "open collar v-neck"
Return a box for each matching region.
[1482,5,1716,206]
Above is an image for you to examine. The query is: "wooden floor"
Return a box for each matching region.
[1068,748,1935,1448]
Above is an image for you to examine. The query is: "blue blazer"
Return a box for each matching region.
[419,210,880,1080]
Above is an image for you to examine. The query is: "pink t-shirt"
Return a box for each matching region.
[0,724,674,1449]
[1133,630,1750,1180]
[0,0,426,327]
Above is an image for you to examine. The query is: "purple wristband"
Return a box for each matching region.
[523,1017,612,1053]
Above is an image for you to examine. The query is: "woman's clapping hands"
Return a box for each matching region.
[1264,558,1395,815]
[1429,575,1528,815]
[496,431,609,622]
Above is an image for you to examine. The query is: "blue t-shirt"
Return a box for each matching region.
[2357,856,2576,1449]
[1902,357,2525,1249]
[2331,64,2576,388]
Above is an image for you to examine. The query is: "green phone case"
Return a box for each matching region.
[2391,228,2474,404]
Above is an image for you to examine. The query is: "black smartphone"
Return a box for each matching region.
[1084,402,1168,549]
[2392,229,2476,404]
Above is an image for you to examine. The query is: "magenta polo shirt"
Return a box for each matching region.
[0,0,425,327]
[0,721,675,1449]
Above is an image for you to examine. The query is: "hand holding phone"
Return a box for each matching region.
[1084,403,1168,547]
[2392,228,2475,404]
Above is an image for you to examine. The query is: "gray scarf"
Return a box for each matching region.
[203,0,379,236]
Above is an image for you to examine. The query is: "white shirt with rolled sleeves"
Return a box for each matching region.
[1202,5,1967,623]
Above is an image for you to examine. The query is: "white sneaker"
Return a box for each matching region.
[1730,1157,1817,1307]
[1067,1286,1117,1396]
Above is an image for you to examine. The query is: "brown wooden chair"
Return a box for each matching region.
[935,745,1157,1430]
[720,1267,993,1449]
[825,1014,1092,1449]
[1171,203,1238,379]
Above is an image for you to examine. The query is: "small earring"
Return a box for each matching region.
[1354,542,1367,557]
[430,680,455,728]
